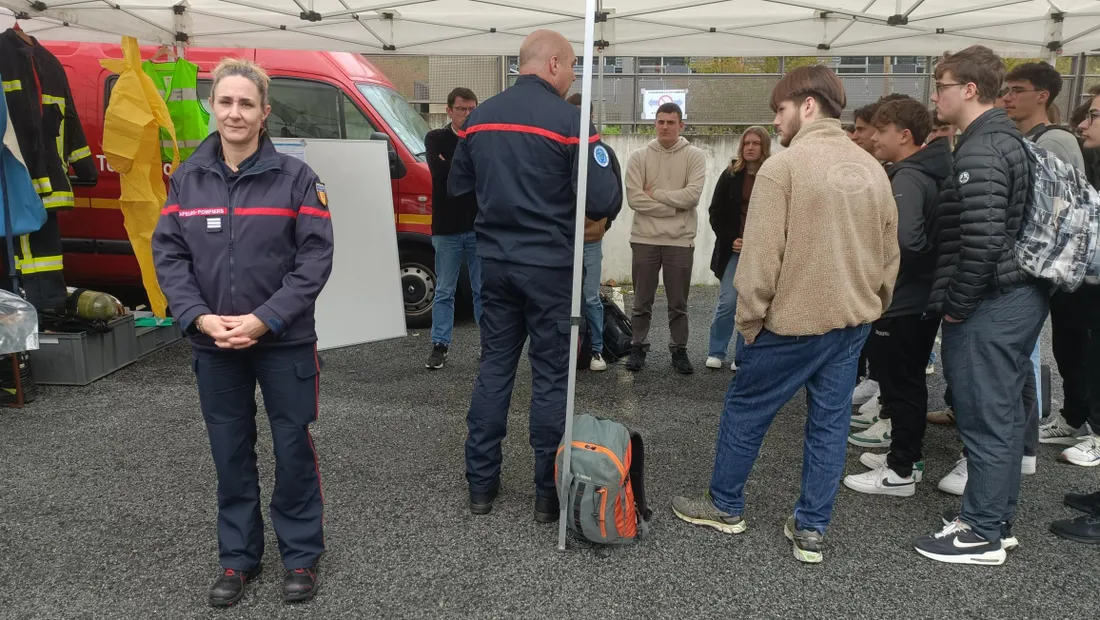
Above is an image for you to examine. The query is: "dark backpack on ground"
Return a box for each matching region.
[555,413,652,546]
[600,292,632,361]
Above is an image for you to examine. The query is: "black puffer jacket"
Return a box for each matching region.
[884,136,952,318]
[927,108,1033,320]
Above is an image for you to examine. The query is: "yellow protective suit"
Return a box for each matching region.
[100,36,180,318]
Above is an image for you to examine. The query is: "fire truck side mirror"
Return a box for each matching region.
[370,131,407,180]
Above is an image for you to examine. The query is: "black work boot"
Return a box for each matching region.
[282,566,318,603]
[534,495,560,523]
[469,483,500,515]
[208,565,262,608]
[624,345,647,372]
[671,347,694,375]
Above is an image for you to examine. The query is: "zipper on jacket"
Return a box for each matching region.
[222,161,278,316]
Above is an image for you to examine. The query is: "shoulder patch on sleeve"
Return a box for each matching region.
[315,182,328,207]
[593,145,610,168]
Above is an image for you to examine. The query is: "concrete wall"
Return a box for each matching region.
[598,134,782,286]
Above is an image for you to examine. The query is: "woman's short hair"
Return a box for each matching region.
[211,57,271,106]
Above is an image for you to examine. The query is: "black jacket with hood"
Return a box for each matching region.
[926,108,1034,320]
[883,136,952,318]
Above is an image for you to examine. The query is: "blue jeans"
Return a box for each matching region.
[709,324,871,534]
[708,254,741,359]
[583,241,604,354]
[431,232,482,347]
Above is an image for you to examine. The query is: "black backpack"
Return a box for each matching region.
[600,293,633,361]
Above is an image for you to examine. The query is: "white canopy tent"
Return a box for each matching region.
[1,0,1099,58]
[2,0,1097,551]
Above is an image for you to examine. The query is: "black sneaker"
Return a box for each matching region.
[624,345,647,372]
[1050,512,1100,544]
[469,483,500,515]
[940,510,1018,550]
[670,348,694,375]
[425,343,447,369]
[534,495,560,523]
[208,566,262,608]
[282,566,318,603]
[1064,491,1100,514]
[913,520,1006,565]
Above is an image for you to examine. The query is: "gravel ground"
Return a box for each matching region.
[1,285,1096,620]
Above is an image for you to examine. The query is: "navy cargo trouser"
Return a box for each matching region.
[466,258,572,499]
[191,343,325,571]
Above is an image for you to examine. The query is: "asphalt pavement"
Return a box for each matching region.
[1,286,1097,620]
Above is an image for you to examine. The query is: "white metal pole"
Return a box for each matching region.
[557,0,598,552]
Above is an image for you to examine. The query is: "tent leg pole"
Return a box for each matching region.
[557,0,598,553]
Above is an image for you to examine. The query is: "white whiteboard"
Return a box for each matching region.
[272,138,406,351]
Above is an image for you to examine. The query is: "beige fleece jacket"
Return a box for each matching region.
[734,118,900,341]
[625,137,707,247]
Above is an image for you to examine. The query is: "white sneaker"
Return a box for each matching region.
[860,452,924,482]
[705,356,723,370]
[1061,435,1100,467]
[925,362,935,375]
[938,457,968,496]
[730,359,738,371]
[844,464,915,497]
[851,397,881,429]
[849,418,891,448]
[852,378,880,406]
[1039,414,1088,446]
[589,352,608,372]
[1021,455,1036,475]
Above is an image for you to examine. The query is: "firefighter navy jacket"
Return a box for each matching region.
[152,132,334,348]
[0,29,97,208]
[448,75,623,268]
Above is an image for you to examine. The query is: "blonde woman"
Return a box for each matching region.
[705,126,770,370]
[153,57,333,606]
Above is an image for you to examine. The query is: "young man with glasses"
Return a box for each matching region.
[913,46,1048,566]
[425,87,481,369]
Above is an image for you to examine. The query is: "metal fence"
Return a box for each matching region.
[365,55,1092,132]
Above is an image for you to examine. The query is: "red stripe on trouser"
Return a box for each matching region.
[310,344,324,535]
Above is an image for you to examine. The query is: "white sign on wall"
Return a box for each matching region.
[641,89,688,120]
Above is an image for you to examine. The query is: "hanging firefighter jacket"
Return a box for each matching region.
[0,28,97,209]
[142,56,209,163]
[0,28,98,311]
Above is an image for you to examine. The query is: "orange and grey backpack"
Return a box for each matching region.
[554,414,652,545]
